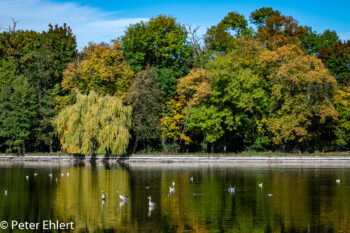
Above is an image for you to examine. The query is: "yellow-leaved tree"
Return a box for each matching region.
[161,68,212,149]
[259,45,338,150]
[57,40,134,108]
[57,91,132,155]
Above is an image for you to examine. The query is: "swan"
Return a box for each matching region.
[259,183,263,188]
[117,191,130,202]
[147,196,156,207]
[336,179,340,184]
[169,182,175,192]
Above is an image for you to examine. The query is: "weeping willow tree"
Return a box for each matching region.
[57,91,132,155]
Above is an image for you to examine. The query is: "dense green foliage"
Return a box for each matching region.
[0,23,76,153]
[1,8,350,155]
[121,15,193,100]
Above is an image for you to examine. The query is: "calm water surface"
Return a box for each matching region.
[0,162,350,232]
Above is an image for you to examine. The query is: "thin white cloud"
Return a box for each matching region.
[0,0,148,50]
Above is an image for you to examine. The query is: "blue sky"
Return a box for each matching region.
[1,0,349,50]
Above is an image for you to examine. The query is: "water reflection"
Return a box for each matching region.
[0,162,349,232]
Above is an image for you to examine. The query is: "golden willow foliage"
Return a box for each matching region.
[57,40,134,108]
[259,45,338,146]
[56,91,132,155]
[161,68,211,144]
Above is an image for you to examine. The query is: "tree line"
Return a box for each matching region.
[0,7,350,155]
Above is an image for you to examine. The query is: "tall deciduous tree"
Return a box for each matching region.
[206,11,251,53]
[259,45,338,150]
[129,67,163,152]
[121,15,192,100]
[302,27,339,55]
[58,40,134,107]
[249,7,281,28]
[319,40,350,84]
[203,39,270,152]
[57,91,132,155]
[0,76,37,154]
[257,15,307,50]
[161,68,212,149]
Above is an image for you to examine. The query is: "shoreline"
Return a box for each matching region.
[1,154,350,164]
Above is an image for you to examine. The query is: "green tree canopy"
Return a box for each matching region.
[121,15,192,100]
[319,40,350,84]
[205,11,251,53]
[129,67,164,152]
[249,7,281,28]
[0,76,37,154]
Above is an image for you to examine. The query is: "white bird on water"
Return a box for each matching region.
[48,173,52,178]
[117,191,130,202]
[259,183,263,188]
[26,176,29,180]
[101,191,106,201]
[34,173,38,176]
[5,190,7,196]
[61,173,64,177]
[228,185,235,193]
[147,196,156,207]
[169,182,175,192]
[190,177,194,182]
[336,179,340,184]
[67,173,70,177]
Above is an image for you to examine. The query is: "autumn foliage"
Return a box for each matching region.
[1,9,350,155]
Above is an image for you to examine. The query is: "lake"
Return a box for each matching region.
[0,161,349,232]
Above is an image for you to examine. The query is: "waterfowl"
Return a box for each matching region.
[148,206,155,217]
[67,173,70,177]
[26,176,29,180]
[102,200,106,207]
[147,196,156,207]
[48,173,52,178]
[190,177,194,182]
[5,190,7,196]
[117,191,130,202]
[55,178,57,182]
[228,185,235,193]
[101,191,106,200]
[169,182,175,192]
[336,179,340,184]
[259,183,263,188]
[34,173,38,176]
[267,193,273,197]
[61,173,64,176]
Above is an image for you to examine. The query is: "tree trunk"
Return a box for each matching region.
[23,140,26,155]
[133,139,138,154]
[49,139,53,153]
[211,143,214,154]
[224,133,227,154]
